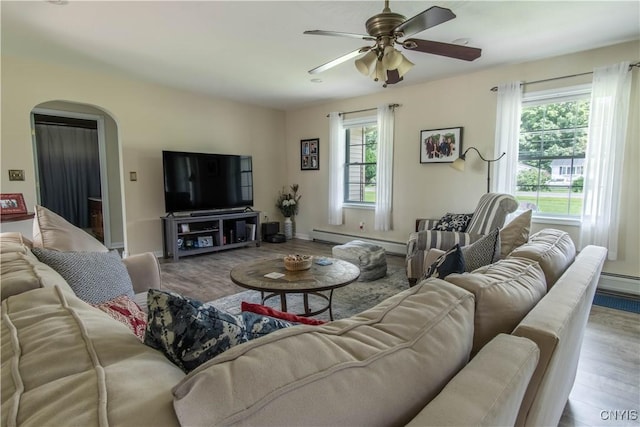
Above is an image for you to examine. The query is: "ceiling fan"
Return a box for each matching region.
[304,1,481,87]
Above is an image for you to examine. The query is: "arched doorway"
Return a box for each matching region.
[30,101,124,249]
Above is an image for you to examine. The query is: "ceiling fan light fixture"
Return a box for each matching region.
[355,50,378,76]
[372,59,386,82]
[396,56,415,77]
[381,46,403,70]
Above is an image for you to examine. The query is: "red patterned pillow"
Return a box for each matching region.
[241,302,326,325]
[93,295,147,340]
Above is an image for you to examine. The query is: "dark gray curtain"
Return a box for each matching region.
[35,123,101,228]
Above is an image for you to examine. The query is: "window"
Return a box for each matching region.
[344,117,377,204]
[517,85,590,217]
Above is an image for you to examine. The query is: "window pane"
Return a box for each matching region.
[345,122,377,203]
[517,95,589,217]
[345,165,376,203]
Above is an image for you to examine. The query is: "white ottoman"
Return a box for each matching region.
[332,240,387,281]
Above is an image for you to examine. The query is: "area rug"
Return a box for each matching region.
[211,265,411,321]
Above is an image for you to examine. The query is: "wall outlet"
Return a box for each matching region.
[359,221,365,231]
[8,169,25,181]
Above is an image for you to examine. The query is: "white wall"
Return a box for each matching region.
[284,41,640,279]
[2,41,637,280]
[1,55,286,255]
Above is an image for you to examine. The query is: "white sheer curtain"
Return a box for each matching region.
[493,81,522,194]
[375,104,394,231]
[328,112,345,225]
[580,61,631,260]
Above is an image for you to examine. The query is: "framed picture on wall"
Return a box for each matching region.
[0,193,27,215]
[420,127,463,164]
[301,138,319,170]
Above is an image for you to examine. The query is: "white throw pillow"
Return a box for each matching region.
[32,205,108,252]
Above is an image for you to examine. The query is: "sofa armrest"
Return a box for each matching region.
[122,252,162,294]
[511,245,606,427]
[415,218,440,232]
[406,334,539,427]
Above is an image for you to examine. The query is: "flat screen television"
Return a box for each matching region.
[162,150,253,214]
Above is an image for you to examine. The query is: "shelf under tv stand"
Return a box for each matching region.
[161,211,260,261]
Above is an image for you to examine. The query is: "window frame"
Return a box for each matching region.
[518,84,591,221]
[342,115,377,207]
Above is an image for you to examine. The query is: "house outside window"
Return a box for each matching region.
[344,117,377,204]
[517,85,590,217]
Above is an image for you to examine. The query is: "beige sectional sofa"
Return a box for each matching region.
[1,219,606,426]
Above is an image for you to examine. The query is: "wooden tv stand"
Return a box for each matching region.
[161,211,260,261]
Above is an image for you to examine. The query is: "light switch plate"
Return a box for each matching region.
[8,170,25,181]
[129,171,137,181]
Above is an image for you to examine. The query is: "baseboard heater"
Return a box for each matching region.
[310,229,407,256]
[598,272,640,297]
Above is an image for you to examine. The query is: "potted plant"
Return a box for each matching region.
[276,184,301,239]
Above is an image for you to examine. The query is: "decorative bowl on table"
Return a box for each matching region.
[283,254,313,271]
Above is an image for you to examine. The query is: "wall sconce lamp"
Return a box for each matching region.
[451,147,506,193]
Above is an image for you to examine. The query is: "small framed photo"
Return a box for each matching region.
[301,138,319,170]
[420,127,463,164]
[0,193,27,215]
[179,223,190,233]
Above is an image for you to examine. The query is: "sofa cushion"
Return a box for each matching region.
[145,289,295,373]
[1,286,184,427]
[509,228,576,289]
[32,204,108,252]
[445,257,547,355]
[424,244,465,279]
[172,280,475,427]
[461,228,501,272]
[499,209,532,258]
[0,233,73,300]
[31,247,135,304]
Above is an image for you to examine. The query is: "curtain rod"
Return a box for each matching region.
[489,61,640,92]
[326,103,400,118]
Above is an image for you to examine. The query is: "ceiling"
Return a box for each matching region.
[2,1,639,111]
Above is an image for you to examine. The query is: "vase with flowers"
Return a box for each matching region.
[276,184,301,240]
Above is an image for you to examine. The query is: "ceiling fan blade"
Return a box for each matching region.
[308,47,370,74]
[304,30,375,41]
[403,38,482,61]
[385,69,403,85]
[394,6,456,38]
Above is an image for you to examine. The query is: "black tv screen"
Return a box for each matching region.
[162,150,253,213]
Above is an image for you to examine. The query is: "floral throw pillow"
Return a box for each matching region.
[93,295,147,341]
[145,289,295,373]
[434,213,474,232]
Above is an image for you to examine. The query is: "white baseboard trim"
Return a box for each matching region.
[598,273,640,296]
[309,229,407,255]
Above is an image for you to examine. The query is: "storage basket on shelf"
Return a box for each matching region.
[283,254,313,271]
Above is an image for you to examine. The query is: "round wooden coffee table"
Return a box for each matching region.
[230,257,360,320]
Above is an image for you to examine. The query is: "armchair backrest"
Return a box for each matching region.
[466,193,518,235]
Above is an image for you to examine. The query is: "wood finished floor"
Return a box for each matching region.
[159,239,640,427]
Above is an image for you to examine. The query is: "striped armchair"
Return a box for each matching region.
[406,193,518,285]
